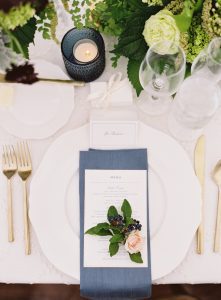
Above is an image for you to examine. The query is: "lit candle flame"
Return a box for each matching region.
[85,50,91,57]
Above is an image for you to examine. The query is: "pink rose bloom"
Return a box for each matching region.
[125,230,144,254]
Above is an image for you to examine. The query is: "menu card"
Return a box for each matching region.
[84,169,148,268]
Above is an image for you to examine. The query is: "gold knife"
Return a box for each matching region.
[194,135,206,254]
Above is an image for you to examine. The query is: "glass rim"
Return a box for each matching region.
[208,37,221,66]
[143,40,186,79]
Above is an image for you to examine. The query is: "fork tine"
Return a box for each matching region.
[7,146,10,165]
[8,146,12,165]
[4,145,10,166]
[22,141,27,166]
[8,145,13,165]
[16,143,22,166]
[11,146,17,166]
[2,145,6,166]
[20,142,26,166]
[12,146,17,165]
[24,142,31,166]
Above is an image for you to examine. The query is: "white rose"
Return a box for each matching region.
[142,10,180,54]
[125,230,144,254]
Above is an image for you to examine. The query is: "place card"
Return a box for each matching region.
[90,121,138,149]
[84,169,148,268]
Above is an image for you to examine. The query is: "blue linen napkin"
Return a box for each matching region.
[79,149,151,300]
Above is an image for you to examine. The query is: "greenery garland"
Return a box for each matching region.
[0,1,76,82]
[0,0,74,70]
[0,1,221,90]
[75,0,220,95]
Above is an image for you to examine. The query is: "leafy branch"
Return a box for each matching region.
[36,3,59,43]
[86,199,143,264]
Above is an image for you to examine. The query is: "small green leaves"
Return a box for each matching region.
[85,227,98,235]
[121,199,132,219]
[109,243,119,257]
[36,3,60,43]
[109,233,124,244]
[107,206,118,218]
[96,223,110,230]
[111,22,148,61]
[129,252,143,264]
[109,233,124,257]
[96,229,113,236]
[85,222,112,236]
[110,226,121,234]
[125,217,133,226]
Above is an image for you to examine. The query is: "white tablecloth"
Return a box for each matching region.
[1,18,221,285]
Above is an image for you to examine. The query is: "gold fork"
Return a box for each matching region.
[16,141,32,255]
[2,145,17,242]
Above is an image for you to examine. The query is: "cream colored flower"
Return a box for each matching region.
[125,230,144,254]
[142,10,180,54]
[142,0,163,6]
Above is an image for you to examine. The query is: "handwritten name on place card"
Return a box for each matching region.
[90,121,138,148]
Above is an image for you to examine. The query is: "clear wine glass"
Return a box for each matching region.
[168,76,220,141]
[138,40,186,116]
[191,37,221,82]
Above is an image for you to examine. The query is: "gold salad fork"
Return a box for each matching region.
[17,142,32,255]
[2,145,17,242]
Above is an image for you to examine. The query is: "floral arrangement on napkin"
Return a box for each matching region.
[86,199,144,263]
[75,0,221,95]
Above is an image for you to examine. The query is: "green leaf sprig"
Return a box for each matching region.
[36,3,58,43]
[85,199,144,264]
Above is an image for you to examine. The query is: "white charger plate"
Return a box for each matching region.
[0,82,75,139]
[29,122,201,281]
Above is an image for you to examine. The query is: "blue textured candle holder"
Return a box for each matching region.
[61,28,105,82]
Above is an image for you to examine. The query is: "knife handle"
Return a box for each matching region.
[197,185,204,254]
[214,187,221,252]
[197,223,204,254]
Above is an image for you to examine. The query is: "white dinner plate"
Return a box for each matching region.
[0,82,75,139]
[29,122,201,280]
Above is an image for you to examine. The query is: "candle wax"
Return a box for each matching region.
[73,39,98,63]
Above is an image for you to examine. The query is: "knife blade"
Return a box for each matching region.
[194,135,206,254]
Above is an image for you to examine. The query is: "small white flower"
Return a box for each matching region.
[142,0,163,6]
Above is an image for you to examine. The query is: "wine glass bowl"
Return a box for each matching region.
[191,37,221,81]
[138,41,186,115]
[208,37,221,76]
[168,76,220,141]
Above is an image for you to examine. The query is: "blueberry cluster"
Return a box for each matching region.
[108,214,124,226]
[126,219,142,233]
[133,219,142,231]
